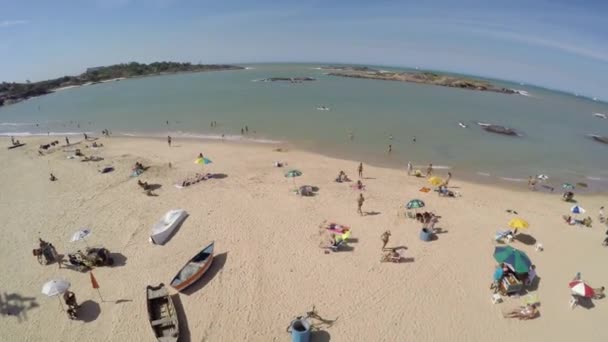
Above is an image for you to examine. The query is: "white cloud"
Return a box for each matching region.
[0,20,29,27]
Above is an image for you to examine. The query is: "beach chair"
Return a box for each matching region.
[495,230,511,242]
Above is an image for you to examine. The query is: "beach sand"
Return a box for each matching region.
[1,136,607,341]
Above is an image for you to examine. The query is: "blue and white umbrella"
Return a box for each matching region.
[571,205,585,214]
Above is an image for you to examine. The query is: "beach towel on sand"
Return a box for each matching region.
[419,187,431,193]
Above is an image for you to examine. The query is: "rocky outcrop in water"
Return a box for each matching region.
[323,66,516,95]
[259,77,316,83]
[477,123,520,136]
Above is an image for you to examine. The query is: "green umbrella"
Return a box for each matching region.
[406,199,425,210]
[284,169,302,189]
[493,246,532,274]
[562,183,575,190]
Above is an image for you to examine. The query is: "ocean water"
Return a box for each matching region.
[2,63,608,190]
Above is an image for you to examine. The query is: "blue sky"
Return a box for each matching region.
[1,0,607,99]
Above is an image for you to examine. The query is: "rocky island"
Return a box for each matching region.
[323,66,516,94]
[0,62,244,107]
[257,77,316,83]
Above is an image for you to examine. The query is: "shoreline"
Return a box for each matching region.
[6,133,607,196]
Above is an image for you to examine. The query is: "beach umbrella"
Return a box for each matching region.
[569,281,595,298]
[194,157,212,165]
[493,246,532,274]
[508,218,530,230]
[406,199,425,210]
[42,279,70,311]
[284,169,302,189]
[562,183,575,190]
[70,228,91,246]
[428,176,444,186]
[571,205,585,214]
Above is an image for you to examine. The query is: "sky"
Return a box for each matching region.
[1,0,607,99]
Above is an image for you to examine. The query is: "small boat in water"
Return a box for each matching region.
[170,242,214,292]
[588,134,608,144]
[150,209,188,245]
[316,106,330,111]
[458,122,467,128]
[593,113,607,119]
[146,283,179,342]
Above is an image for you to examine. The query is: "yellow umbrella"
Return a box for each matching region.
[508,218,529,230]
[428,176,444,186]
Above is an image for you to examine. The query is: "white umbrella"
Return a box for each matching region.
[42,279,70,297]
[42,279,70,311]
[71,228,91,245]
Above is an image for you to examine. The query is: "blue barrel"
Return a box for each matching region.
[289,318,311,342]
[420,228,433,241]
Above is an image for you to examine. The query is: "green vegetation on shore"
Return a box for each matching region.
[0,62,244,107]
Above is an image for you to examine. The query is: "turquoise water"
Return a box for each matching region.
[2,63,608,190]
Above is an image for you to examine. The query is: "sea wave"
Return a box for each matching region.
[0,122,36,127]
[0,131,84,137]
[117,131,281,144]
[476,172,491,177]
[499,177,526,182]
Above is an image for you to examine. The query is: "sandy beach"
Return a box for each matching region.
[1,135,607,341]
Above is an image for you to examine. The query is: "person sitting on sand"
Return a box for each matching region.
[563,215,576,225]
[91,141,103,148]
[503,304,539,320]
[274,161,285,167]
[593,286,605,299]
[74,149,83,157]
[49,173,57,182]
[381,249,401,263]
[356,180,364,190]
[381,230,391,250]
[137,180,151,190]
[63,290,79,310]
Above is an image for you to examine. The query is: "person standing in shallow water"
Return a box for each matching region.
[388,144,392,154]
[167,136,172,147]
[358,162,364,178]
[65,137,70,145]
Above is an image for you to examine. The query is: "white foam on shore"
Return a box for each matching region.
[586,176,604,181]
[244,67,255,70]
[476,172,491,177]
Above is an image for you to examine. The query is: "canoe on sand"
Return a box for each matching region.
[146,283,179,342]
[170,242,214,292]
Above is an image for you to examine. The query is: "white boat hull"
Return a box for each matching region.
[150,209,188,245]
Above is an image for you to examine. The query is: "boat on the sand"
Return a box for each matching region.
[146,283,180,342]
[150,209,188,245]
[170,242,214,292]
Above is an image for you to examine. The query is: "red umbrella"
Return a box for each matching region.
[569,281,595,298]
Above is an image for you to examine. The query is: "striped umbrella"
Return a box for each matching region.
[493,246,532,274]
[569,281,595,298]
[571,205,585,214]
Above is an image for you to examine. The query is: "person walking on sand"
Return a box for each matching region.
[426,163,433,177]
[65,136,70,146]
[381,230,391,250]
[407,162,413,176]
[358,162,364,178]
[167,135,172,147]
[444,172,452,186]
[357,193,365,215]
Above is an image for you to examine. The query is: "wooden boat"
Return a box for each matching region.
[170,242,214,292]
[146,283,179,342]
[150,209,188,245]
